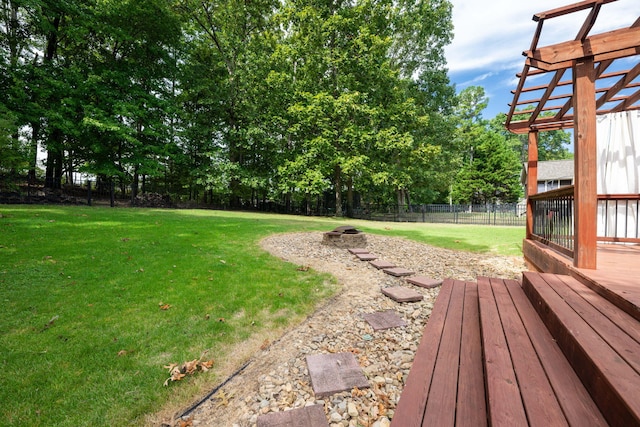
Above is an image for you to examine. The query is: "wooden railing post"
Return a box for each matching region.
[526,131,539,240]
[573,57,597,269]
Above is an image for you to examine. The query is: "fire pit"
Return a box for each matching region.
[322,225,367,248]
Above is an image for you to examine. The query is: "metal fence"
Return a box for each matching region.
[351,203,526,226]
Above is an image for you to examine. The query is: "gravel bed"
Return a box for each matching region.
[176,232,526,427]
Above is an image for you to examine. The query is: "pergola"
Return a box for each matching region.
[505,0,640,269]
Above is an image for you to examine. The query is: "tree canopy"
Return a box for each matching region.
[0,0,570,211]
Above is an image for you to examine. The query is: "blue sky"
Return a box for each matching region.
[444,0,640,120]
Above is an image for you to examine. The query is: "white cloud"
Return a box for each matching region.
[445,0,640,74]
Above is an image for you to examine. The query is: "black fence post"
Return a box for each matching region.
[87,179,92,206]
[110,179,115,208]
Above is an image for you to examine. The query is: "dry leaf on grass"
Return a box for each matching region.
[163,356,215,386]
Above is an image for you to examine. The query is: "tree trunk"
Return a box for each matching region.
[27,122,40,184]
[346,176,354,218]
[131,167,139,200]
[334,164,343,217]
[44,130,63,190]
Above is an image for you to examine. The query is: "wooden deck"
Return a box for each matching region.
[392,272,640,427]
[523,239,640,321]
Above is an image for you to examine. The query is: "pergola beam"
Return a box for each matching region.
[525,26,640,72]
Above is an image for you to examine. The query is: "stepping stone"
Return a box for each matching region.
[363,310,407,331]
[369,259,396,270]
[257,404,328,427]
[383,267,414,277]
[348,248,369,254]
[306,352,370,397]
[406,275,443,289]
[355,253,378,261]
[382,287,423,302]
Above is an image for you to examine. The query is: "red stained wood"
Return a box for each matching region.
[422,281,466,426]
[488,277,568,426]
[504,278,607,426]
[548,274,640,373]
[572,57,598,269]
[455,282,487,427]
[477,277,528,426]
[391,279,454,427]
[526,131,539,240]
[558,272,640,345]
[523,272,640,426]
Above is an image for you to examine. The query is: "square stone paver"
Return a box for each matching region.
[348,248,369,254]
[383,267,415,277]
[257,404,328,427]
[406,275,443,289]
[355,253,378,261]
[363,310,407,331]
[369,259,396,270]
[306,352,370,397]
[382,286,423,302]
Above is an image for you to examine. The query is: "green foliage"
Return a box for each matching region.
[452,130,523,204]
[0,105,29,181]
[0,0,462,209]
[451,87,524,204]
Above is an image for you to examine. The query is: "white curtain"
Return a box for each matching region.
[596,111,640,239]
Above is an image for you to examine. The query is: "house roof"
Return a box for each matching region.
[521,159,574,184]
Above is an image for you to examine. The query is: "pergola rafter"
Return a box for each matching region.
[505,0,640,135]
[506,0,640,270]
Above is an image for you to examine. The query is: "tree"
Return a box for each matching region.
[451,129,522,204]
[276,0,454,215]
[176,0,278,206]
[451,88,523,205]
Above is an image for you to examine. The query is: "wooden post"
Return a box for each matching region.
[572,57,598,269]
[526,131,539,240]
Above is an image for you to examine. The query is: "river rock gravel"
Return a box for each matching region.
[175,232,526,427]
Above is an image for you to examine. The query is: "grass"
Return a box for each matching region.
[0,206,524,426]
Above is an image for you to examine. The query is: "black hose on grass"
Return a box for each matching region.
[180,359,252,418]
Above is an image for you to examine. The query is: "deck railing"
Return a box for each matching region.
[529,187,640,258]
[529,187,575,257]
[597,194,640,243]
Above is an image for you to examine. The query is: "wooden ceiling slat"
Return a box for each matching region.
[515,79,572,94]
[596,63,640,109]
[527,70,567,126]
[506,0,639,134]
[609,88,640,113]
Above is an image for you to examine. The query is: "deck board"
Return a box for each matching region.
[523,272,640,426]
[487,277,568,426]
[477,277,528,426]
[524,240,640,321]
[393,274,631,427]
[557,274,640,346]
[504,278,607,427]
[391,280,454,427]
[422,281,465,426]
[543,273,640,373]
[455,283,486,427]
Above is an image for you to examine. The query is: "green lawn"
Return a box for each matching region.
[0,206,524,426]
